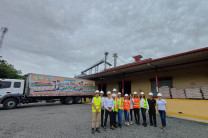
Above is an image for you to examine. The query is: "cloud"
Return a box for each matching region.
[0,0,207,77]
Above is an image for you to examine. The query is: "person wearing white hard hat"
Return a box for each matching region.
[104,91,115,130]
[140,92,149,127]
[129,93,134,125]
[117,92,124,128]
[91,90,102,134]
[147,92,157,127]
[99,91,105,128]
[133,91,140,125]
[156,93,167,130]
[112,94,118,128]
[124,94,130,126]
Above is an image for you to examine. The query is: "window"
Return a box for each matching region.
[0,81,12,89]
[14,82,21,88]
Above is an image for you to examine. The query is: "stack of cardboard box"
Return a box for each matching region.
[159,86,171,98]
[171,88,186,99]
[185,87,203,99]
[201,85,208,99]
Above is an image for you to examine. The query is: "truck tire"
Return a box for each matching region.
[3,98,18,109]
[75,97,82,104]
[65,97,73,105]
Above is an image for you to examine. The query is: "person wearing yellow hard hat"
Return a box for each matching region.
[91,90,102,134]
[156,93,167,130]
[147,92,157,127]
[140,92,149,127]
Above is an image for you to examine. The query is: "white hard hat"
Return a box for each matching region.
[157,93,162,97]
[95,90,99,93]
[100,91,104,94]
[112,94,116,97]
[107,91,111,95]
[149,92,153,96]
[124,94,128,97]
[133,92,137,95]
[113,88,117,91]
[118,92,121,95]
[140,92,144,95]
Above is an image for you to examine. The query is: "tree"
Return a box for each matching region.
[0,59,25,79]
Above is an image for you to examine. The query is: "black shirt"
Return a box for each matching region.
[147,98,156,110]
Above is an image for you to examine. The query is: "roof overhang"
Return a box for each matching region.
[80,47,208,80]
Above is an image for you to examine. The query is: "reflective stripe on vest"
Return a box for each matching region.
[133,98,140,108]
[124,99,130,111]
[113,99,118,112]
[92,97,101,112]
[117,98,124,110]
[140,98,148,109]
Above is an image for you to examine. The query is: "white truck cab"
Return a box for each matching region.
[0,79,25,109]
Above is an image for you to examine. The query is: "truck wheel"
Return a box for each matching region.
[65,97,73,105]
[75,97,82,104]
[3,98,18,109]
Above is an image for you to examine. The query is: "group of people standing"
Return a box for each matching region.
[91,88,167,134]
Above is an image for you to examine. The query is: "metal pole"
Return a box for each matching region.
[104,52,109,70]
[101,78,103,91]
[122,74,125,96]
[155,69,159,93]
[113,53,118,67]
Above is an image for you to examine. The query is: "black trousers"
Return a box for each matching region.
[130,109,133,121]
[149,109,156,125]
[112,112,117,126]
[101,109,104,126]
[133,108,140,123]
[104,109,113,127]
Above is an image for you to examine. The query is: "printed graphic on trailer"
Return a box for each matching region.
[29,74,95,96]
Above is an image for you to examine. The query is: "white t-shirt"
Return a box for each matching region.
[130,98,134,109]
[156,99,167,111]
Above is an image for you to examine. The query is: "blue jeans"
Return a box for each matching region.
[159,110,166,127]
[141,108,147,122]
[124,110,129,122]
[118,109,123,125]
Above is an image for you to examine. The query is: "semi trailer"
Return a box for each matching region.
[0,73,95,109]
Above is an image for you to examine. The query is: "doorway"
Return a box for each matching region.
[118,81,131,95]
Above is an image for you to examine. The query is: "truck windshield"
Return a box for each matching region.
[0,81,11,89]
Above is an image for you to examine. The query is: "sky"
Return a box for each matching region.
[0,0,208,77]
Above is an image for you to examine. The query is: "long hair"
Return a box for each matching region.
[140,95,146,99]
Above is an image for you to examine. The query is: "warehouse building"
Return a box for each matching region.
[80,47,208,122]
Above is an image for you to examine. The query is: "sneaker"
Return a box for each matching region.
[130,121,133,125]
[127,122,130,126]
[103,126,106,131]
[96,128,101,133]
[125,122,127,126]
[91,128,95,134]
[110,126,115,130]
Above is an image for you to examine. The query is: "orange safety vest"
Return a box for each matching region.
[124,99,130,111]
[133,98,140,109]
